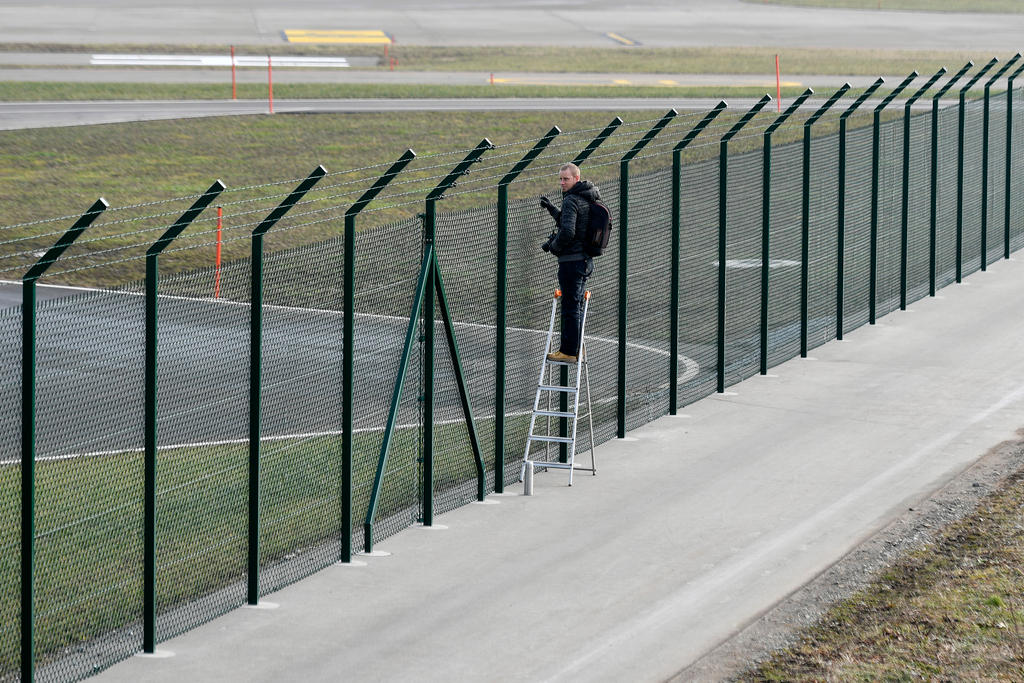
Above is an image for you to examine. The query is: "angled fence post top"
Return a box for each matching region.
[934,61,974,103]
[905,69,947,110]
[842,78,885,119]
[501,127,559,185]
[986,53,1022,91]
[347,151,416,218]
[875,72,919,113]
[766,89,812,135]
[253,165,327,237]
[23,197,109,282]
[573,117,623,166]
[147,179,226,256]
[1008,60,1024,85]
[806,84,850,127]
[621,109,677,162]
[427,138,494,201]
[723,95,772,142]
[676,101,727,151]
[961,57,1000,94]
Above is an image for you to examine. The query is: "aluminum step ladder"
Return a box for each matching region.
[520,288,596,487]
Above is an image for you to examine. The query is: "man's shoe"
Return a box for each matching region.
[546,351,577,363]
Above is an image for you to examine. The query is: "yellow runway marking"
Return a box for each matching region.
[658,79,678,86]
[605,32,638,46]
[613,79,631,85]
[285,29,392,44]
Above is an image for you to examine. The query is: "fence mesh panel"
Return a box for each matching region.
[875,113,906,320]
[766,139,804,365]
[582,178,621,443]
[20,287,146,683]
[627,166,674,427]
[5,91,1023,681]
[257,237,344,595]
[1011,87,1024,253]
[841,123,875,337]
[935,104,961,290]
[986,94,1009,267]
[806,128,841,351]
[962,98,986,278]
[677,154,719,403]
[724,146,763,382]
[0,306,20,680]
[435,204,498,513]
[354,216,424,544]
[905,109,934,306]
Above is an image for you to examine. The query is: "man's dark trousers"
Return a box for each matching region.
[557,257,593,355]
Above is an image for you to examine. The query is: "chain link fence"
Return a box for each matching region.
[4,80,1024,682]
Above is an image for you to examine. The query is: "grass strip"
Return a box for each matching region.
[744,463,1024,680]
[0,81,807,102]
[0,104,913,288]
[0,42,1013,76]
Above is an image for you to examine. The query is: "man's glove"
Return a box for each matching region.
[539,196,560,221]
[541,232,558,253]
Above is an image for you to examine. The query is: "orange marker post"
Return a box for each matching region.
[776,54,781,112]
[214,206,223,299]
[268,55,274,114]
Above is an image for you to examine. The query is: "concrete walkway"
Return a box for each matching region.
[96,256,1024,682]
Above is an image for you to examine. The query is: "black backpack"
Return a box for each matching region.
[582,199,612,257]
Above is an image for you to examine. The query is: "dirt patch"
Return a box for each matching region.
[672,430,1024,682]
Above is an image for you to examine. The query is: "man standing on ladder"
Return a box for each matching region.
[540,162,601,363]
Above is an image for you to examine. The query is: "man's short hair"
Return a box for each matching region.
[559,163,581,178]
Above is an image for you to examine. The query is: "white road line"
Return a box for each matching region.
[90,54,350,68]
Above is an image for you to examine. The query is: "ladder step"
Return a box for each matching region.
[538,384,577,393]
[534,410,575,418]
[525,460,572,469]
[529,435,574,444]
[546,359,578,366]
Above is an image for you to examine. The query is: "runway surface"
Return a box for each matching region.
[0,0,1020,50]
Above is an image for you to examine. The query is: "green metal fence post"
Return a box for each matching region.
[836,78,885,340]
[495,128,558,493]
[801,84,849,357]
[956,58,998,283]
[930,62,973,296]
[982,55,1021,270]
[249,166,326,589]
[1005,61,1024,259]
[617,109,677,438]
[672,102,726,406]
[338,152,414,565]
[144,180,225,653]
[20,198,108,683]
[719,95,771,393]
[870,72,918,324]
[762,90,812,371]
[422,139,492,525]
[899,68,947,310]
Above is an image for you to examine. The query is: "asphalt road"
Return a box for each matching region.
[0,0,1020,50]
[0,281,694,463]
